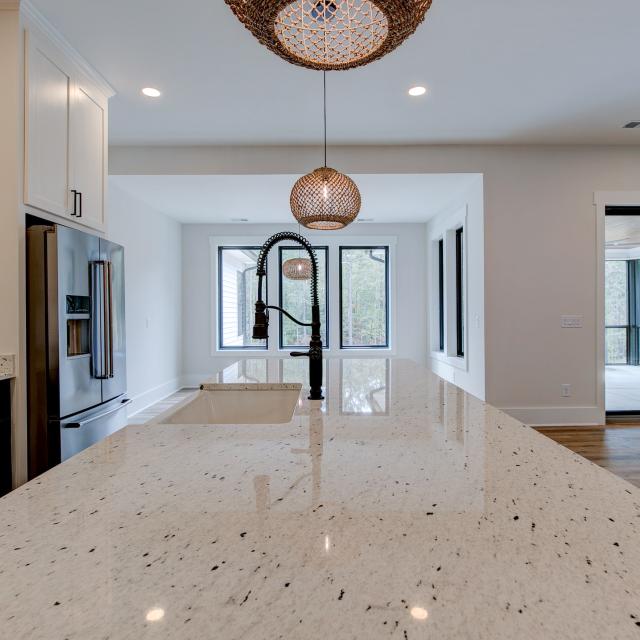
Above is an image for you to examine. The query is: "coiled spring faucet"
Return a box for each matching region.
[252,232,324,400]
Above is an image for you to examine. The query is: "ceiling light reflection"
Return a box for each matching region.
[410,606,428,621]
[146,607,165,622]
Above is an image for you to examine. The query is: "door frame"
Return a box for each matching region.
[595,191,640,420]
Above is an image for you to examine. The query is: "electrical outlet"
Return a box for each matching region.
[561,384,571,398]
[561,315,583,328]
[0,354,16,378]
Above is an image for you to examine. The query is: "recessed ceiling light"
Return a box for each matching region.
[142,87,161,98]
[231,218,249,223]
[408,86,427,97]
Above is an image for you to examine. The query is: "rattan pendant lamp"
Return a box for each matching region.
[290,72,361,230]
[283,225,313,280]
[224,0,433,72]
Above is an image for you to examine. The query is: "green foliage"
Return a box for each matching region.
[605,261,628,364]
[341,248,387,347]
[281,248,328,346]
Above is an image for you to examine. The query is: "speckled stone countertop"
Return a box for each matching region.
[2,358,640,639]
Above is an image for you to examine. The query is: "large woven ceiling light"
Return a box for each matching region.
[290,73,361,230]
[224,0,433,71]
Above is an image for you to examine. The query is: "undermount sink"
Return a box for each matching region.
[154,385,302,425]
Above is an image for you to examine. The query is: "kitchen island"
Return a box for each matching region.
[1,358,640,639]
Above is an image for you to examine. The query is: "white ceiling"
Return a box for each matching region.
[31,0,640,146]
[110,173,479,224]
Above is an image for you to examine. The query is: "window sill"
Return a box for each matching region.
[216,348,269,354]
[430,350,468,372]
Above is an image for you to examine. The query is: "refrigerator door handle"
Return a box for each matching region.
[90,261,107,379]
[62,399,131,429]
[104,260,114,378]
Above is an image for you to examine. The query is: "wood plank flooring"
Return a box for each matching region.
[536,424,640,488]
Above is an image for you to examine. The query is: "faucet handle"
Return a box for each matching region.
[290,351,310,358]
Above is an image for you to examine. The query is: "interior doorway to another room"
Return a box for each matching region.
[605,207,640,416]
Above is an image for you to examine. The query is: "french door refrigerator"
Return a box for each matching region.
[27,221,129,479]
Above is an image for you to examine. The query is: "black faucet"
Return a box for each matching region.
[252,232,324,400]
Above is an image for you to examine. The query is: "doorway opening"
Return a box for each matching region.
[605,206,640,417]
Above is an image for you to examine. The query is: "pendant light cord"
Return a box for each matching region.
[323,71,327,168]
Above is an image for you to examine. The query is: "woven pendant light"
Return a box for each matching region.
[224,0,433,72]
[282,256,312,280]
[291,73,361,230]
[282,225,313,279]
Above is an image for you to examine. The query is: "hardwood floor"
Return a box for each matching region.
[536,424,640,488]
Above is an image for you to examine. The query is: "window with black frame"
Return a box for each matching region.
[340,246,389,349]
[455,227,465,358]
[438,238,444,351]
[218,247,266,349]
[279,246,329,349]
[605,259,639,365]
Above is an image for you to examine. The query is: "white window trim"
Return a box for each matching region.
[210,235,398,358]
[594,190,640,423]
[428,207,469,372]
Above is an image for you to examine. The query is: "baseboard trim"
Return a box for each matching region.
[181,373,213,388]
[127,377,184,417]
[500,405,604,427]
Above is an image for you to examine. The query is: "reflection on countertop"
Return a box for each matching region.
[1,358,639,640]
[207,357,392,416]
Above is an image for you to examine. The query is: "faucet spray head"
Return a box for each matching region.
[252,300,269,340]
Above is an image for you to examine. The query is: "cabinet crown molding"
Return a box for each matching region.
[20,0,115,99]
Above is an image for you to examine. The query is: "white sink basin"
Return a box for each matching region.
[153,386,302,425]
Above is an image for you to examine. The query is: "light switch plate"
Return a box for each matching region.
[0,354,16,378]
[561,315,583,328]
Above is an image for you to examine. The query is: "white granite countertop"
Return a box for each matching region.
[1,358,640,639]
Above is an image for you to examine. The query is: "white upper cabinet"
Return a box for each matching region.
[70,81,107,229]
[24,28,110,232]
[25,32,71,218]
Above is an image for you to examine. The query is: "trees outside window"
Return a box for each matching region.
[340,247,389,348]
[279,247,328,348]
[605,260,629,365]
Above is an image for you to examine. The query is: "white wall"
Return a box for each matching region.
[0,7,20,360]
[182,222,427,383]
[427,176,485,400]
[108,180,182,415]
[0,5,25,487]
[112,143,640,425]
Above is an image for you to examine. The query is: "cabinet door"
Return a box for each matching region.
[25,32,71,217]
[70,81,106,231]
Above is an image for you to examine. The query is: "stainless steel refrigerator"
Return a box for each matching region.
[27,220,129,478]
